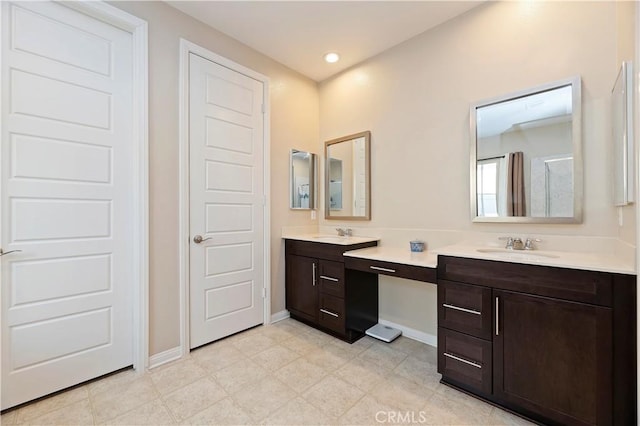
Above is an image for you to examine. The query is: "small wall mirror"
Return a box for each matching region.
[290,149,316,210]
[471,76,582,223]
[325,131,371,220]
[612,61,634,206]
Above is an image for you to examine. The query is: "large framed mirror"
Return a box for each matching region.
[325,131,371,220]
[290,149,316,210]
[470,76,582,223]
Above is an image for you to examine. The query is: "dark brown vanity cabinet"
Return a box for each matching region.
[437,255,636,426]
[285,239,378,342]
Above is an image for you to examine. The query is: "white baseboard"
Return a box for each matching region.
[378,318,437,348]
[270,310,290,323]
[148,346,183,369]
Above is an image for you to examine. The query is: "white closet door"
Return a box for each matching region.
[1,1,135,409]
[189,53,265,349]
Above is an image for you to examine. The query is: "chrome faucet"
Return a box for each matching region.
[499,236,523,250]
[524,238,542,250]
[499,236,541,250]
[336,228,353,237]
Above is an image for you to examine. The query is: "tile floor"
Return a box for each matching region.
[1,319,534,425]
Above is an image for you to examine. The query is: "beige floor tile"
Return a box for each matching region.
[369,375,434,412]
[304,343,352,372]
[434,384,493,418]
[14,386,88,423]
[394,354,440,390]
[302,376,365,418]
[103,399,175,425]
[273,358,327,393]
[257,324,298,342]
[22,399,93,426]
[251,344,300,372]
[231,334,278,357]
[277,319,317,333]
[357,342,408,370]
[150,359,207,395]
[88,368,146,397]
[421,392,491,425]
[212,358,268,395]
[335,359,390,392]
[190,341,246,374]
[232,376,296,421]
[387,336,429,355]
[182,397,253,425]
[406,343,438,365]
[327,337,374,358]
[488,407,537,425]
[263,396,336,425]
[338,395,402,425]
[162,377,227,422]
[1,409,18,425]
[277,333,320,356]
[91,376,158,424]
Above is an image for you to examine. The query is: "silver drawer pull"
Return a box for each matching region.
[443,352,482,369]
[320,275,339,282]
[370,266,396,273]
[443,303,481,316]
[320,309,339,318]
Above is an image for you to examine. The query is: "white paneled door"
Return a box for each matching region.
[189,53,265,349]
[1,2,135,409]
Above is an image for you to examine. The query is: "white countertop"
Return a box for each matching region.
[434,243,635,275]
[282,233,380,246]
[343,246,438,268]
[282,233,635,275]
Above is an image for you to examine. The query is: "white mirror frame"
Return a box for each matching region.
[470,76,583,223]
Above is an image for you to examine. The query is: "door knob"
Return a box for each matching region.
[0,249,22,257]
[193,235,211,244]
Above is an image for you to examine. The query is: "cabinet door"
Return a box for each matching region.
[494,290,612,426]
[285,255,318,322]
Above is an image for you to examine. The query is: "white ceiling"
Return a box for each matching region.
[167,1,483,82]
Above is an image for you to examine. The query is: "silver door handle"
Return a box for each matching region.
[193,235,212,244]
[443,352,482,369]
[370,266,396,273]
[320,275,339,282]
[495,296,499,336]
[320,309,339,318]
[443,303,481,315]
[312,262,317,286]
[0,249,22,257]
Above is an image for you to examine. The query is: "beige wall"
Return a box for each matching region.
[319,1,632,338]
[111,1,319,356]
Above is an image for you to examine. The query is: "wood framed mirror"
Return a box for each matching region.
[324,131,371,220]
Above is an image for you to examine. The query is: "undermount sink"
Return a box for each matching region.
[475,248,559,259]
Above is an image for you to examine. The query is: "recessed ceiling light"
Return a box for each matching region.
[324,52,340,63]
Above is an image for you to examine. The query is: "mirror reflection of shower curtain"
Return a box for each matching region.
[506,151,525,216]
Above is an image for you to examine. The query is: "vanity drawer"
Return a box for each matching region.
[318,293,345,334]
[344,256,437,283]
[438,280,492,340]
[319,260,344,298]
[438,327,492,396]
[438,255,613,306]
